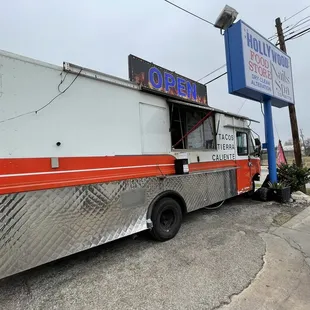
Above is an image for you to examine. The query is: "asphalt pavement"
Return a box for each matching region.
[0,197,308,310]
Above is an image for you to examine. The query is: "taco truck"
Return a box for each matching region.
[0,50,261,279]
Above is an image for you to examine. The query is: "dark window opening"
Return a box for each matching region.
[236,131,248,156]
[170,105,216,150]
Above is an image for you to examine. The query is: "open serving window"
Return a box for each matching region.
[168,100,216,151]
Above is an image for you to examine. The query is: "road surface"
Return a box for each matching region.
[0,197,307,310]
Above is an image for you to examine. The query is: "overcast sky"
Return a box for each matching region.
[0,0,309,143]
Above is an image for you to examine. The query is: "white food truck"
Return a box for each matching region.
[0,51,261,279]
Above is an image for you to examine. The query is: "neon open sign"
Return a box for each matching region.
[128,55,207,105]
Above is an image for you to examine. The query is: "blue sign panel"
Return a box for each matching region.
[224,20,294,108]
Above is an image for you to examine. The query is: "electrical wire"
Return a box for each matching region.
[283,5,310,23]
[58,71,69,92]
[204,72,227,85]
[294,29,310,39]
[291,22,310,34]
[282,18,310,38]
[260,103,264,116]
[0,69,82,124]
[197,64,226,81]
[163,0,214,26]
[269,18,310,40]
[204,200,225,210]
[286,16,310,32]
[285,27,310,41]
[274,121,280,140]
[237,99,247,114]
[268,24,291,41]
[36,68,82,113]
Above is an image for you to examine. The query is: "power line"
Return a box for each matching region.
[287,27,310,41]
[268,25,291,41]
[288,15,310,30]
[204,72,227,85]
[237,99,247,113]
[197,64,226,81]
[274,121,280,140]
[292,22,310,33]
[283,5,310,23]
[285,23,310,38]
[163,0,214,26]
[280,26,310,43]
[267,9,310,40]
[268,16,310,41]
[283,17,310,36]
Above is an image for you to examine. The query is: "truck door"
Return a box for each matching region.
[235,130,252,193]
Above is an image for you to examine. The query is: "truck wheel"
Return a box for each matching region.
[150,197,182,242]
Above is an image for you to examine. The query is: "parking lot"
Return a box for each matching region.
[0,197,306,310]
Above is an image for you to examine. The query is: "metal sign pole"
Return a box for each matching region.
[264,98,277,183]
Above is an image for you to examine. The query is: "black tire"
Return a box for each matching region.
[252,186,272,201]
[259,187,269,201]
[150,197,183,242]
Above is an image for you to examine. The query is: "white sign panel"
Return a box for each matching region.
[241,22,294,104]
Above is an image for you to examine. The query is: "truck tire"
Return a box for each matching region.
[150,197,182,242]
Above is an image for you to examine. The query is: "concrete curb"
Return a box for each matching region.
[282,205,310,229]
[220,232,310,310]
[220,206,310,310]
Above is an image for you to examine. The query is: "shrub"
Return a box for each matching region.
[268,181,286,189]
[277,163,310,192]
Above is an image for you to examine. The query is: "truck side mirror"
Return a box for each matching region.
[254,138,261,146]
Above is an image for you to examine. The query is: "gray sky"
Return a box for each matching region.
[0,0,309,143]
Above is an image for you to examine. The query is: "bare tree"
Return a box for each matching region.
[304,138,310,156]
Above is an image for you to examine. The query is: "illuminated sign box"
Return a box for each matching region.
[224,20,295,108]
[128,55,208,105]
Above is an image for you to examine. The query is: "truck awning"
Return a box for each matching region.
[167,99,260,123]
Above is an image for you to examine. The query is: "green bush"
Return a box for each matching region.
[277,163,310,192]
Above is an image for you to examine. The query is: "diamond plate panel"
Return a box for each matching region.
[0,168,237,279]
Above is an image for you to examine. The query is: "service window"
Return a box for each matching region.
[170,105,216,150]
[186,111,204,149]
[236,131,248,156]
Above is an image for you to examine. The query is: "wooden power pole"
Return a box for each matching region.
[275,17,303,167]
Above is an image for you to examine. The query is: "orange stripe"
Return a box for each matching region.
[0,155,175,174]
[0,156,260,195]
[0,155,175,195]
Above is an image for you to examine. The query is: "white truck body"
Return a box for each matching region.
[0,50,260,279]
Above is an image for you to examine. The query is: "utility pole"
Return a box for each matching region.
[275,17,303,167]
